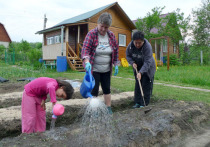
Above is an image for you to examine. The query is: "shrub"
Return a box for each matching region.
[27,48,42,68]
[169,54,179,66]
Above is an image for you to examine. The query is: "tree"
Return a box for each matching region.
[8,40,31,53]
[191,0,210,46]
[163,9,190,44]
[135,6,190,43]
[135,7,165,39]
[191,0,210,65]
[19,40,31,52]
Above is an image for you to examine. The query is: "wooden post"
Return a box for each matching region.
[160,39,163,65]
[77,25,80,57]
[155,40,157,61]
[61,26,64,56]
[167,37,170,71]
[66,42,68,57]
[201,50,203,65]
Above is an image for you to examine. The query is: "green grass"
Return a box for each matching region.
[155,66,210,89]
[152,84,210,104]
[0,61,209,105]
[0,61,85,82]
[117,65,210,89]
[111,73,210,105]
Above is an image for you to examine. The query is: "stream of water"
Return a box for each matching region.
[50,118,56,130]
[78,98,120,147]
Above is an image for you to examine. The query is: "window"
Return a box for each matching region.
[162,39,167,52]
[47,37,54,45]
[54,35,61,43]
[118,34,126,47]
[173,43,176,53]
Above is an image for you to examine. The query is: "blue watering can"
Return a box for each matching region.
[80,69,95,98]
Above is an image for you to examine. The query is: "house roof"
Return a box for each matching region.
[0,23,12,42]
[36,2,136,34]
[54,3,115,27]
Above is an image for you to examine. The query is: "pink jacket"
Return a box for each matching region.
[24,77,58,103]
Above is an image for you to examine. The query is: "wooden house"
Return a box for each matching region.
[36,2,136,71]
[133,13,181,66]
[0,23,12,48]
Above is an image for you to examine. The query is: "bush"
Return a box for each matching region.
[27,49,42,68]
[169,54,179,66]
[0,45,6,60]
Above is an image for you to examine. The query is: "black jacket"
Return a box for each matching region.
[126,39,156,80]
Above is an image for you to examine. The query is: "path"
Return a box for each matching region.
[113,76,210,92]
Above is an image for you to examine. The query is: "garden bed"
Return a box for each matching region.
[0,81,210,147]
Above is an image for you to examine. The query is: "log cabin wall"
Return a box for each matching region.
[88,7,132,60]
[79,24,88,43]
[44,30,61,45]
[68,25,77,53]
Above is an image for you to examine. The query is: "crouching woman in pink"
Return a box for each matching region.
[21,77,74,134]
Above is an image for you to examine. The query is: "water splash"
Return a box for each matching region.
[78,98,120,147]
[50,118,56,130]
[44,127,68,140]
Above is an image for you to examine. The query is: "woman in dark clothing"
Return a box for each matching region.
[126,31,156,108]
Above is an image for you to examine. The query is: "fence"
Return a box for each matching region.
[180,47,210,65]
[3,48,29,65]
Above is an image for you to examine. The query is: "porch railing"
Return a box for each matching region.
[66,42,84,71]
[66,42,80,60]
[77,42,83,58]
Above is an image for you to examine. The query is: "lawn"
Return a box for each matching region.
[0,61,209,104]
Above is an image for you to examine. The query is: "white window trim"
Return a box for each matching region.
[173,43,176,53]
[47,37,54,45]
[163,39,167,53]
[54,35,61,44]
[119,34,126,47]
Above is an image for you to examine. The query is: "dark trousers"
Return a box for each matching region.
[134,74,153,106]
[91,71,111,97]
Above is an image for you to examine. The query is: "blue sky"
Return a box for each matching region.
[0,0,202,42]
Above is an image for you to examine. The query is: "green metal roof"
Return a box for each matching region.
[54,2,115,27]
[36,2,136,34]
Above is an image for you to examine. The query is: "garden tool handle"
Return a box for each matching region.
[135,68,146,106]
[135,68,144,97]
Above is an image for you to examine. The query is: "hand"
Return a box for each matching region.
[52,102,56,108]
[137,72,141,80]
[41,100,46,110]
[85,62,91,71]
[114,65,118,76]
[133,63,137,69]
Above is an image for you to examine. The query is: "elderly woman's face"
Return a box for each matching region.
[97,23,109,36]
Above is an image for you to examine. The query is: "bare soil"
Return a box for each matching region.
[0,81,210,147]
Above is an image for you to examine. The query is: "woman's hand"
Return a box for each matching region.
[133,64,141,80]
[41,100,46,110]
[137,72,142,80]
[52,102,56,108]
[133,63,137,69]
[84,58,91,71]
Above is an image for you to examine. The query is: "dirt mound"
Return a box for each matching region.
[0,81,210,146]
[0,81,28,94]
[0,99,209,147]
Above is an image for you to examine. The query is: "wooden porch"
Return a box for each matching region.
[66,42,85,72]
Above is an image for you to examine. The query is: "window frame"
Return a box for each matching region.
[118,33,126,47]
[162,39,168,53]
[47,37,54,45]
[173,43,176,53]
[54,35,61,44]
